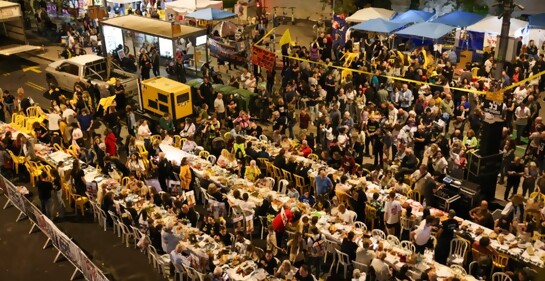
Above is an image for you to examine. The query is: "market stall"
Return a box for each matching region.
[99,15,207,109]
[345,7,395,23]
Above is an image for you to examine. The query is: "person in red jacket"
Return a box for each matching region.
[104,128,117,156]
[271,204,293,247]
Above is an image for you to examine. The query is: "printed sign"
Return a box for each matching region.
[208,38,247,66]
[251,46,276,72]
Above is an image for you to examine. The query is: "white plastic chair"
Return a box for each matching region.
[149,245,169,278]
[323,238,339,264]
[119,223,133,248]
[451,264,467,275]
[387,235,400,246]
[183,264,205,281]
[345,210,357,223]
[264,177,275,189]
[334,249,352,279]
[130,225,143,249]
[108,210,122,237]
[259,135,268,142]
[354,221,367,230]
[172,260,187,281]
[371,229,386,240]
[492,272,512,281]
[353,261,368,273]
[400,216,414,239]
[89,200,98,222]
[400,240,416,253]
[448,238,469,265]
[96,208,107,231]
[278,179,289,194]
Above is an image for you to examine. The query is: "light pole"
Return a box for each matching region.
[494,0,524,79]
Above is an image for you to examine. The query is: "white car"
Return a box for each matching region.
[45,54,138,97]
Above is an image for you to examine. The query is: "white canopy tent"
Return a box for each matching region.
[466,16,528,37]
[164,0,223,18]
[345,7,395,23]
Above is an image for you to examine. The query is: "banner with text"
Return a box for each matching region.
[208,38,248,66]
[250,46,276,72]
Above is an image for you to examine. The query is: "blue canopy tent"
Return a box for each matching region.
[529,13,545,28]
[431,11,485,27]
[185,8,236,21]
[395,22,455,39]
[391,10,434,24]
[351,18,405,33]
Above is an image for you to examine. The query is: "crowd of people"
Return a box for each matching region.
[3,6,545,281]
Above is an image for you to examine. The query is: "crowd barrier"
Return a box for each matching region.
[0,175,109,281]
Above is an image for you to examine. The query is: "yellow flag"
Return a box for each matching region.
[279,29,291,46]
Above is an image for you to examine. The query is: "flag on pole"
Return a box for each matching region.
[279,29,291,46]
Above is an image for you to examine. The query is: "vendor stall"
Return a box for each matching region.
[99,15,207,109]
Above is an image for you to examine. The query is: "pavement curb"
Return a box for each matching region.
[26,51,56,62]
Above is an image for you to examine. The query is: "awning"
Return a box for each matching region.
[0,44,41,56]
[467,16,528,37]
[432,11,485,28]
[390,10,434,24]
[529,13,545,29]
[395,22,455,39]
[346,7,396,23]
[185,8,236,20]
[351,18,405,34]
[100,15,206,39]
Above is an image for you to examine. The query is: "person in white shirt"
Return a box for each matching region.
[137,119,152,144]
[356,240,375,265]
[384,190,402,236]
[370,252,391,281]
[431,152,448,175]
[179,118,196,138]
[181,136,198,152]
[170,243,191,268]
[47,109,62,134]
[214,93,226,126]
[240,68,251,83]
[71,123,84,148]
[515,103,531,142]
[336,204,357,223]
[61,104,76,125]
[234,230,251,254]
[409,164,432,194]
[387,103,398,124]
[411,215,435,254]
[244,74,256,92]
[513,84,528,105]
[484,56,493,73]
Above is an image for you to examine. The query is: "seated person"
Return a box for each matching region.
[259,250,278,275]
[472,236,496,257]
[176,204,198,227]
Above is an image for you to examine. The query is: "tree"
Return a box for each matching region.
[320,0,358,15]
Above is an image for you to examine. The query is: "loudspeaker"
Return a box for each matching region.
[479,118,504,156]
[467,172,497,201]
[468,152,502,175]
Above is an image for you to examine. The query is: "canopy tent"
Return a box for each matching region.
[529,13,545,29]
[395,22,455,39]
[467,16,528,37]
[185,8,236,21]
[164,0,223,17]
[211,21,239,37]
[351,18,405,34]
[432,11,484,28]
[345,7,396,23]
[391,10,434,24]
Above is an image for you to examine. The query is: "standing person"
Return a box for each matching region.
[125,105,137,137]
[51,168,65,219]
[505,157,524,201]
[113,79,126,116]
[434,210,459,264]
[36,172,53,218]
[384,190,402,236]
[156,152,172,192]
[411,215,435,254]
[178,157,192,191]
[522,162,539,198]
[139,49,152,80]
[151,48,160,77]
[306,227,325,278]
[70,160,87,196]
[514,102,530,144]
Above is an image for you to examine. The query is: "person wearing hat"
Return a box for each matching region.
[434,209,459,264]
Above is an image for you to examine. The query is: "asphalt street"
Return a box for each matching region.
[0,54,52,107]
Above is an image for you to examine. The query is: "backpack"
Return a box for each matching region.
[310,234,325,256]
[235,146,244,159]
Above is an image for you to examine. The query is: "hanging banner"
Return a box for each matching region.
[208,38,247,66]
[250,46,276,72]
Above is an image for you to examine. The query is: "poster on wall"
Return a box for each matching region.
[103,25,124,54]
[484,33,497,49]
